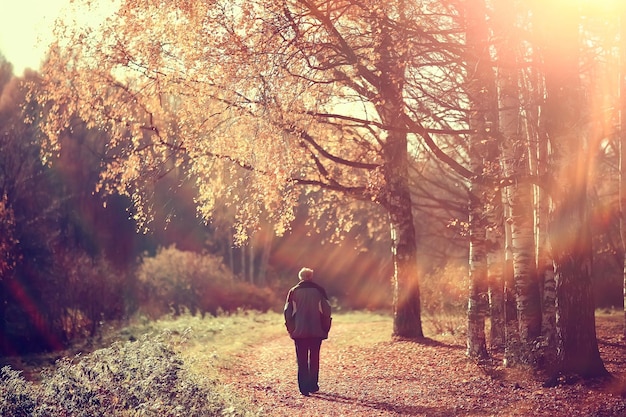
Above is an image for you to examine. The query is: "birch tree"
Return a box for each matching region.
[464,0,499,359]
[493,0,542,364]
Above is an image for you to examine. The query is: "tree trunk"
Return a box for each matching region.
[464,0,498,359]
[258,233,273,286]
[248,243,255,284]
[501,199,520,366]
[534,95,557,362]
[619,1,626,338]
[487,191,506,351]
[385,128,422,338]
[467,191,489,358]
[520,42,557,360]
[552,197,607,377]
[534,0,608,378]
[509,183,541,356]
[388,203,423,340]
[376,5,423,340]
[493,0,541,365]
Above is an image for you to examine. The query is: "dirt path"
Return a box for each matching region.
[217,316,626,416]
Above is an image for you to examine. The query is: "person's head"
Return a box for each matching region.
[298,267,314,281]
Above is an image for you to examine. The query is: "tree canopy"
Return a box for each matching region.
[37,0,468,237]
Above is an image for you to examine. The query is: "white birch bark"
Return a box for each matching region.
[526,68,557,359]
[487,192,506,351]
[464,0,495,359]
[493,0,541,364]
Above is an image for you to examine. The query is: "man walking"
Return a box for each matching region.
[284,267,332,396]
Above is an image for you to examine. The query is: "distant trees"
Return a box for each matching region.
[0,66,66,352]
[0,61,142,353]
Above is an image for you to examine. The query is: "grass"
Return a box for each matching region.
[1,310,294,417]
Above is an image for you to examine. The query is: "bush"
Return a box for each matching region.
[137,246,278,318]
[0,334,254,416]
[0,367,37,417]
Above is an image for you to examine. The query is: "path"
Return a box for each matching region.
[216,316,626,416]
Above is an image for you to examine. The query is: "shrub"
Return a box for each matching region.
[0,334,255,416]
[137,246,278,318]
[0,367,36,417]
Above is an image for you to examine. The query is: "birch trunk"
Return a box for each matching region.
[534,101,557,362]
[468,192,489,358]
[494,0,541,364]
[464,0,497,359]
[521,50,556,357]
[502,200,520,366]
[487,191,506,351]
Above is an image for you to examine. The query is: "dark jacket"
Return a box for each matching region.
[284,280,332,340]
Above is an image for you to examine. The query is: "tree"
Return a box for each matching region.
[37,0,473,339]
[492,0,542,364]
[464,0,498,359]
[532,0,608,378]
[620,0,626,338]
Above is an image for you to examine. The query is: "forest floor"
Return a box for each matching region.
[209,311,626,417]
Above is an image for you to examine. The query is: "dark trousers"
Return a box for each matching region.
[294,338,323,394]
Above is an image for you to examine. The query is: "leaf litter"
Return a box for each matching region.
[217,315,626,416]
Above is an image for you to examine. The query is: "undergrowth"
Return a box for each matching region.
[0,329,261,417]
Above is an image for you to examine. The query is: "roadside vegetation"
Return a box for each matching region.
[0,311,283,416]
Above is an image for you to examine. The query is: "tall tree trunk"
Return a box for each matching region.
[522,53,557,361]
[534,0,608,379]
[465,0,497,359]
[467,192,489,358]
[376,4,423,339]
[502,201,520,366]
[388,193,423,340]
[385,117,422,339]
[493,0,541,364]
[384,85,422,339]
[508,178,540,359]
[619,2,626,339]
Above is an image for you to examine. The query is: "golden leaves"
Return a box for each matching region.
[37,0,428,238]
